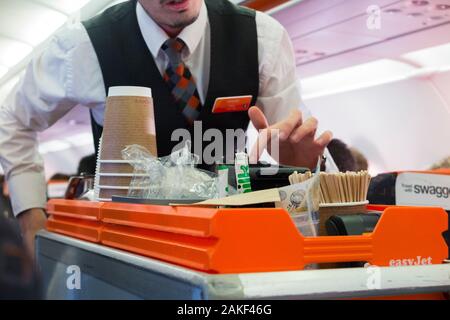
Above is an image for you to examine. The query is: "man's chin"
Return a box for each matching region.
[170,13,199,29]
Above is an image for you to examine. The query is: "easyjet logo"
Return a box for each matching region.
[389,256,432,267]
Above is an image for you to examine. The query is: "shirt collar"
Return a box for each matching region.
[136,1,208,59]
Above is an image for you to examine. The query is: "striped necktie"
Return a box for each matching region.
[161,38,202,124]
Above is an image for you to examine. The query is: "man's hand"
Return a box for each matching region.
[248,107,333,170]
[18,208,47,260]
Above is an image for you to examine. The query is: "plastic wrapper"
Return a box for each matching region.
[122,142,219,200]
[278,159,321,237]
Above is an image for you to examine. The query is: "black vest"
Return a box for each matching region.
[83,0,259,160]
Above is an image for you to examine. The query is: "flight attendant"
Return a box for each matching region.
[0,0,334,255]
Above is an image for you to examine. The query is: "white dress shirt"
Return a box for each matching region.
[0,1,336,216]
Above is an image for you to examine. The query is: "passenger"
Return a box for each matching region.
[326,139,357,172]
[350,147,369,171]
[430,156,450,170]
[77,154,97,176]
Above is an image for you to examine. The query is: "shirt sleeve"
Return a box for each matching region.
[255,11,312,124]
[0,23,105,216]
[255,12,338,172]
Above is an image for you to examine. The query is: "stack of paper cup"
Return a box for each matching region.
[94,86,157,201]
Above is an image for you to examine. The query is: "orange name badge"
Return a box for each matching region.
[212,95,253,114]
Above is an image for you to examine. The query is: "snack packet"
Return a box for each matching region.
[278,159,321,237]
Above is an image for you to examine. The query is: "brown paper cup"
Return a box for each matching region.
[99,86,158,161]
[97,163,135,188]
[95,86,157,192]
[99,163,135,174]
[99,176,133,186]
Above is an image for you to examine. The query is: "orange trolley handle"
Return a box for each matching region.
[208,206,448,273]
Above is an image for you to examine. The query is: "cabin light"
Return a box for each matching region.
[301,42,450,100]
[0,0,119,84]
[402,42,450,69]
[301,59,415,100]
[43,0,91,15]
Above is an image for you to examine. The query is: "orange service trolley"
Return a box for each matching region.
[46,200,448,274]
